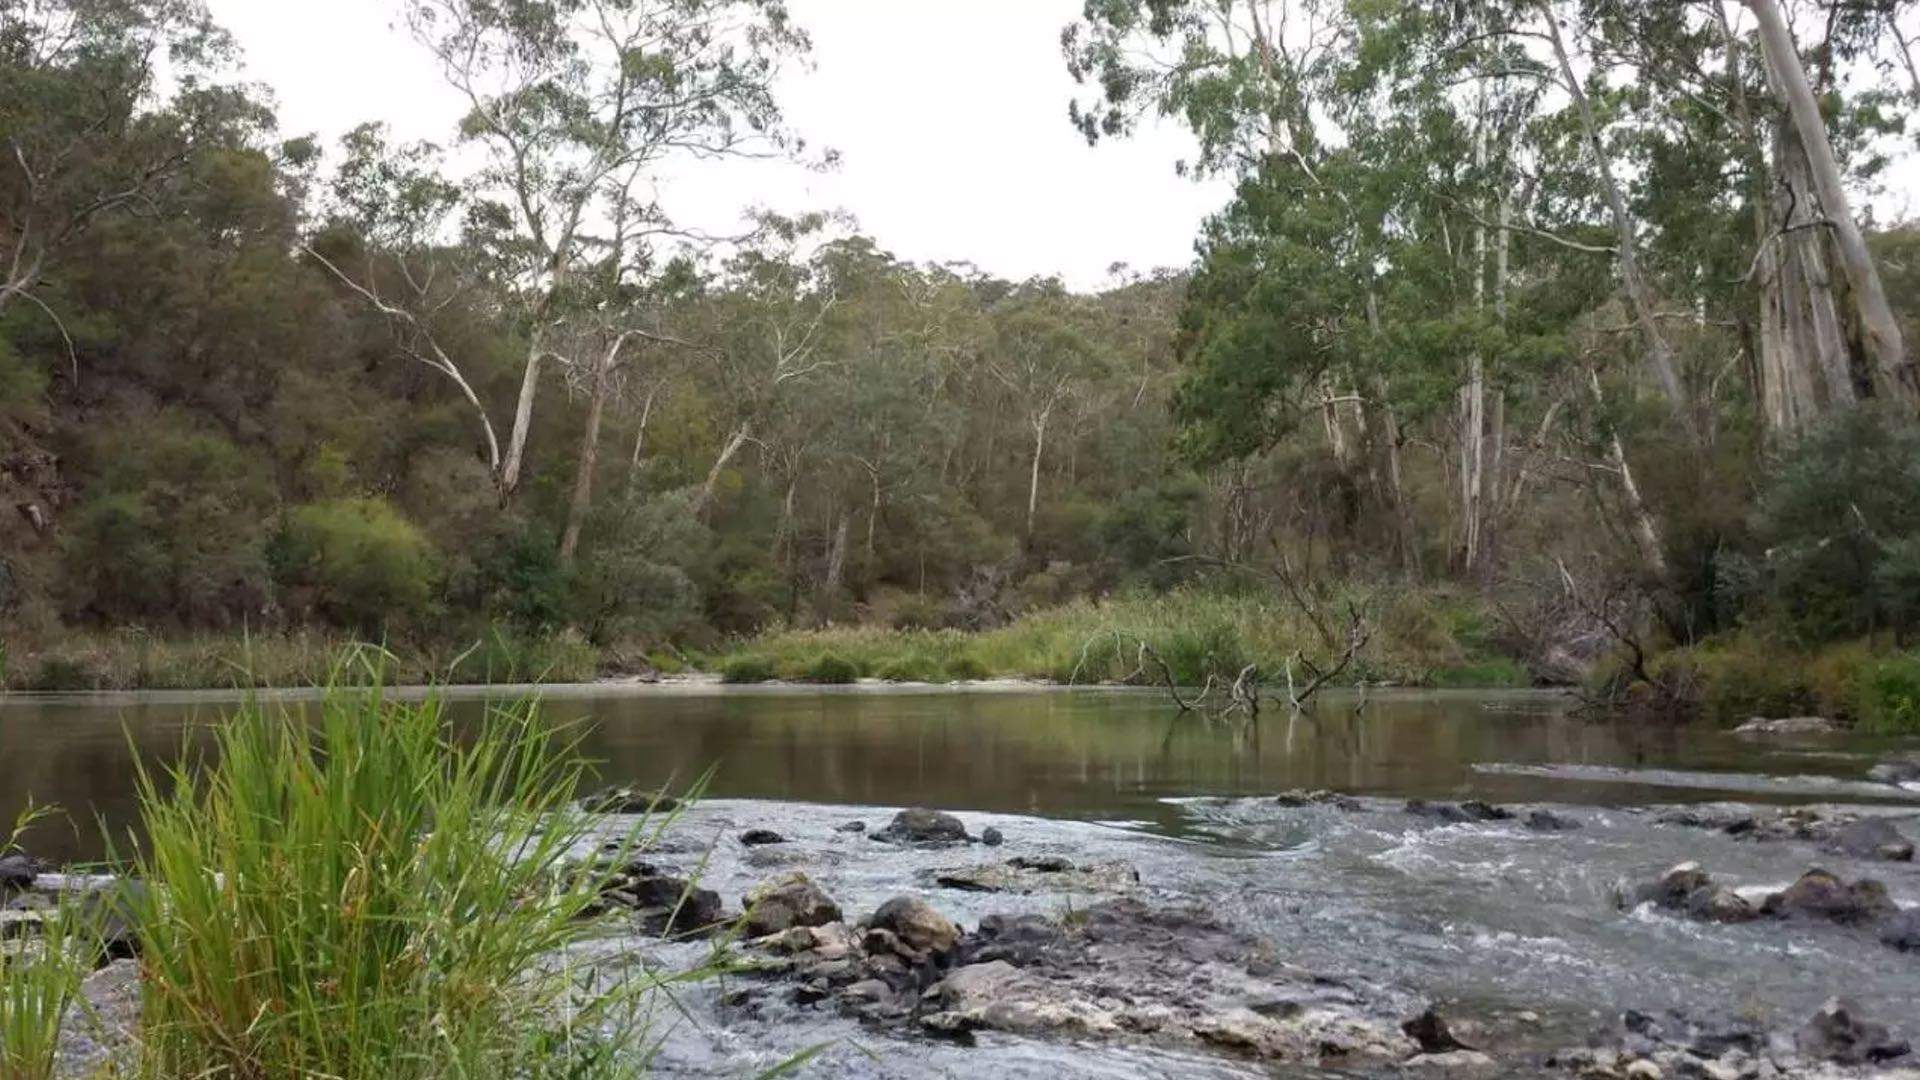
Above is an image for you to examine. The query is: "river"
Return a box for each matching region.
[4,684,1919,1076]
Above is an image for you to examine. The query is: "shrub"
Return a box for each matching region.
[1858,654,1920,733]
[719,655,776,684]
[876,653,946,683]
[944,655,990,682]
[274,499,439,632]
[126,671,654,1079]
[801,653,860,685]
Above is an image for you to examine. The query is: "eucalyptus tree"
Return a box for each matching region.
[321,0,812,502]
[986,285,1106,544]
[0,0,249,361]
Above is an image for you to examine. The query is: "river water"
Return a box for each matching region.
[5,684,1919,1076]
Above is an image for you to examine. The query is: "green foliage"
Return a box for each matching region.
[800,653,860,685]
[719,655,776,684]
[1857,655,1920,734]
[1750,409,1920,641]
[273,499,439,632]
[874,652,947,683]
[0,806,94,1080]
[944,655,990,682]
[127,670,656,1080]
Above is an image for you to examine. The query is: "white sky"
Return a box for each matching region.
[203,0,1232,290]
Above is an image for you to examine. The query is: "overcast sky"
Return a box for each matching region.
[202,0,1231,290]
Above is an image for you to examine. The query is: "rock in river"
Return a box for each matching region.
[1868,752,1920,786]
[873,807,971,846]
[1796,997,1911,1065]
[0,852,43,893]
[738,829,787,847]
[578,786,677,815]
[867,895,959,956]
[592,861,724,936]
[740,873,842,938]
[1733,716,1836,736]
[1760,868,1898,927]
[1827,817,1915,862]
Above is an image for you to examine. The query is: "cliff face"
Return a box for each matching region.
[1,418,68,622]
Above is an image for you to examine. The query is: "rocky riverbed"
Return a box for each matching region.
[11,779,1920,1078]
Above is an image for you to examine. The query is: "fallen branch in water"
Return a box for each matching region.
[1284,603,1372,711]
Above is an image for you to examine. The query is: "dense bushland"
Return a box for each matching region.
[4,1,1920,723]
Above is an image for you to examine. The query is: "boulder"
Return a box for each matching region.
[1627,862,1713,910]
[1684,885,1759,925]
[1406,799,1510,824]
[595,862,723,935]
[76,880,149,961]
[868,895,959,955]
[738,829,787,847]
[980,826,1004,847]
[1733,716,1836,736]
[1827,817,1915,862]
[834,820,866,833]
[740,873,842,938]
[1795,998,1910,1065]
[874,808,970,846]
[1761,869,1898,927]
[0,852,43,893]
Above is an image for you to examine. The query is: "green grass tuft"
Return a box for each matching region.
[123,657,656,1079]
[799,653,860,685]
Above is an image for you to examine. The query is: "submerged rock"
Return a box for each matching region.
[930,857,1138,896]
[578,786,677,815]
[740,873,842,938]
[1827,817,1915,862]
[738,829,787,847]
[1275,789,1363,811]
[834,820,866,833]
[1868,753,1920,786]
[1733,716,1836,736]
[1406,799,1512,824]
[1796,998,1910,1065]
[1524,809,1582,832]
[874,808,971,846]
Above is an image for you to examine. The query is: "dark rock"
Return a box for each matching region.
[968,913,1063,966]
[1761,868,1898,927]
[76,880,149,962]
[874,808,970,846]
[868,895,959,955]
[1007,855,1072,873]
[1524,810,1581,832]
[1828,817,1915,862]
[594,862,722,935]
[835,820,866,833]
[1796,998,1910,1065]
[1878,908,1920,952]
[0,852,42,893]
[1405,799,1510,824]
[738,829,787,847]
[1275,789,1363,811]
[1403,1008,1474,1054]
[980,826,1004,847]
[578,786,677,815]
[741,873,842,938]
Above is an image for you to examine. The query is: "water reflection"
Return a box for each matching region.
[0,684,1906,861]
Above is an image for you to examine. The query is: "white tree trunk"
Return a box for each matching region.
[1747,0,1917,409]
[697,423,753,515]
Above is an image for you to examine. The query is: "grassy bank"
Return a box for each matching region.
[0,628,604,692]
[1637,635,1920,733]
[716,587,1534,690]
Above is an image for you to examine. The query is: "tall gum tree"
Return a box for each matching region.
[339,0,813,502]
